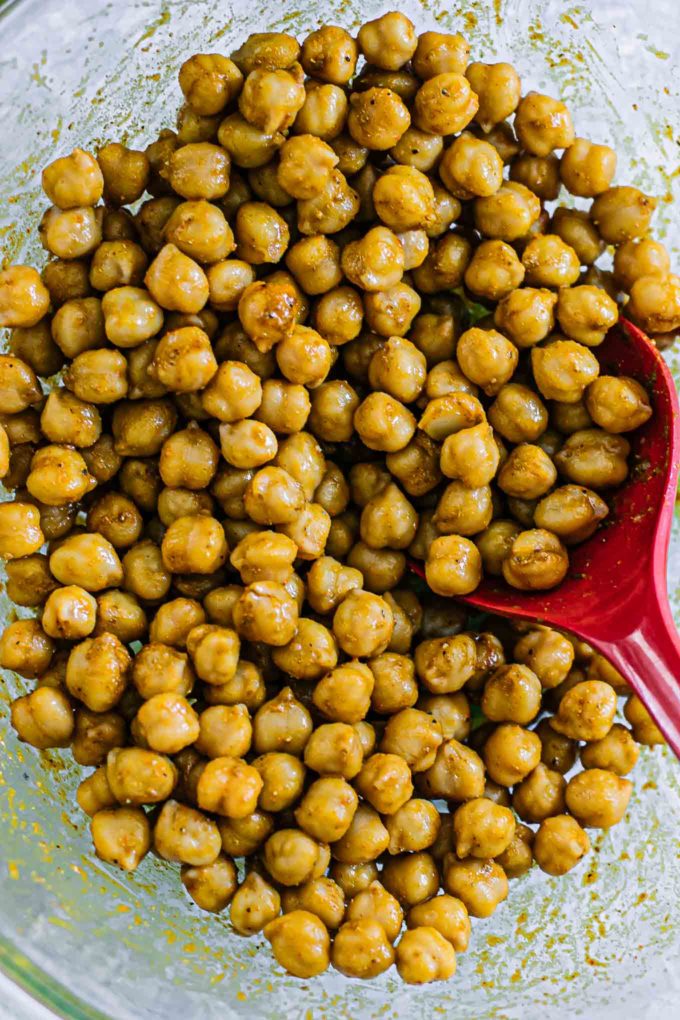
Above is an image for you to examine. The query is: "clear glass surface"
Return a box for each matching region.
[1,1,680,1017]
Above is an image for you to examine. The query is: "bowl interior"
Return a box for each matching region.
[2,1,680,1017]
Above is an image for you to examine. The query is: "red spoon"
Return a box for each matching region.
[414,319,680,755]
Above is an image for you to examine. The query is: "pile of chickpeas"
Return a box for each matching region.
[0,11,673,985]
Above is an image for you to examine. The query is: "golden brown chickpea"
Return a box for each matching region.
[253,686,312,756]
[5,554,57,608]
[231,31,300,73]
[483,723,542,787]
[355,11,414,69]
[348,88,411,150]
[510,152,560,201]
[161,515,227,575]
[299,25,357,85]
[97,143,149,205]
[149,326,216,393]
[389,127,443,175]
[586,375,652,434]
[353,392,416,453]
[40,206,103,260]
[425,534,483,597]
[39,390,100,450]
[230,529,297,585]
[550,679,617,742]
[413,73,478,137]
[464,239,525,301]
[453,797,516,859]
[50,298,104,360]
[312,660,373,723]
[462,60,520,129]
[556,285,618,347]
[439,135,503,201]
[514,92,574,157]
[312,287,363,347]
[533,814,590,876]
[184,623,240,687]
[613,237,670,290]
[395,926,456,985]
[554,428,630,488]
[238,68,305,134]
[9,320,64,378]
[206,259,255,312]
[144,244,209,314]
[0,354,42,414]
[164,200,234,265]
[457,327,518,396]
[70,706,126,766]
[342,226,405,293]
[196,755,262,818]
[590,185,657,245]
[119,539,170,602]
[413,634,476,696]
[480,664,542,725]
[217,113,283,170]
[441,855,507,920]
[153,799,222,866]
[474,181,540,242]
[77,766,118,817]
[131,643,194,701]
[522,235,581,290]
[181,853,238,913]
[329,917,394,979]
[358,482,417,552]
[0,501,45,560]
[194,705,251,760]
[42,258,91,305]
[624,694,665,746]
[494,288,556,349]
[227,869,280,934]
[294,776,358,843]
[579,723,639,776]
[329,862,378,899]
[264,828,325,887]
[512,628,574,689]
[134,692,199,754]
[533,717,577,775]
[379,707,443,773]
[100,286,164,348]
[42,147,103,209]
[354,753,413,815]
[50,532,123,591]
[10,686,74,750]
[420,738,485,802]
[406,895,470,953]
[162,142,230,201]
[105,746,176,806]
[627,271,680,335]
[89,239,147,292]
[178,53,243,115]
[418,692,470,743]
[552,206,605,266]
[91,807,150,872]
[281,876,345,930]
[559,137,617,197]
[41,584,97,641]
[383,799,441,856]
[303,722,363,780]
[382,851,439,908]
[373,167,436,233]
[62,347,127,404]
[64,631,130,712]
[343,883,400,946]
[264,910,330,978]
[511,762,566,823]
[333,589,394,658]
[250,752,304,813]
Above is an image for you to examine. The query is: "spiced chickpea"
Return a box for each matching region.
[40,206,103,260]
[590,185,657,245]
[10,686,74,749]
[91,807,150,872]
[464,61,521,130]
[453,797,515,858]
[294,85,349,144]
[300,25,357,85]
[474,181,540,242]
[585,376,652,433]
[312,660,373,723]
[535,717,578,774]
[420,738,485,802]
[550,679,617,741]
[625,694,665,746]
[347,88,410,151]
[513,628,574,688]
[425,535,482,597]
[580,724,639,776]
[0,501,45,560]
[333,589,394,657]
[407,895,470,952]
[381,852,440,909]
[483,724,541,787]
[294,776,358,843]
[533,815,590,876]
[552,207,604,266]
[464,240,525,301]
[554,429,630,488]
[281,876,345,931]
[9,320,64,378]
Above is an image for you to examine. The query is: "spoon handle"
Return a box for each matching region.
[596,587,680,758]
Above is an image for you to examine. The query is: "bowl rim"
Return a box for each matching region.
[0,934,109,1020]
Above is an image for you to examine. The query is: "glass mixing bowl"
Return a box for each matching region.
[1,0,680,1016]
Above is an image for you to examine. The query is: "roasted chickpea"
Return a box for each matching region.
[10,686,74,749]
[502,529,569,591]
[550,680,617,741]
[425,535,482,597]
[293,776,358,843]
[585,375,652,434]
[382,851,440,908]
[348,88,411,151]
[554,428,630,488]
[333,589,394,657]
[230,870,281,935]
[483,724,541,787]
[533,814,590,875]
[624,694,665,746]
[40,206,103,260]
[264,910,330,978]
[474,181,540,242]
[464,239,525,301]
[91,807,150,872]
[453,797,515,858]
[294,85,349,143]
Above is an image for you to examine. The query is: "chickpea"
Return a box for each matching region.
[130,644,194,702]
[413,73,478,137]
[451,798,515,860]
[238,68,305,134]
[551,679,618,742]
[425,534,483,597]
[160,515,227,575]
[382,852,440,909]
[10,686,74,750]
[586,375,652,434]
[50,532,123,591]
[480,664,542,725]
[555,286,618,348]
[493,288,555,349]
[262,828,323,887]
[474,181,540,243]
[311,660,373,724]
[62,347,127,405]
[513,628,574,689]
[4,554,56,608]
[300,721,361,779]
[441,855,508,920]
[99,286,163,348]
[501,529,568,591]
[178,53,243,116]
[144,244,209,314]
[627,272,680,335]
[217,114,282,171]
[180,854,238,913]
[264,910,330,978]
[253,686,312,756]
[579,724,639,777]
[522,235,581,290]
[378,708,442,774]
[41,258,91,305]
[91,807,150,872]
[97,142,149,205]
[333,589,394,658]
[559,136,617,197]
[41,584,97,641]
[195,755,262,818]
[510,762,566,823]
[614,237,670,291]
[104,746,176,806]
[513,92,574,157]
[293,776,358,843]
[40,206,103,260]
[347,88,411,150]
[230,530,297,585]
[313,286,363,346]
[533,814,590,876]
[413,635,476,697]
[420,738,485,802]
[590,185,657,245]
[152,799,222,868]
[204,259,254,312]
[552,207,605,266]
[439,135,503,202]
[554,428,630,489]
[133,692,199,754]
[624,694,665,746]
[41,147,103,210]
[76,766,118,817]
[328,863,377,900]
[8,321,61,379]
[230,870,281,935]
[373,167,435,234]
[291,84,347,144]
[0,501,45,560]
[464,240,525,302]
[483,723,541,787]
[281,876,345,931]
[533,717,577,776]
[216,805,271,857]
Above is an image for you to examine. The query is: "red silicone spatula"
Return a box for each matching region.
[414,319,680,755]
